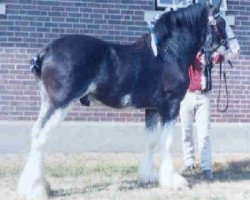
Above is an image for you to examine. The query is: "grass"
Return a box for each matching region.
[0,153,249,200]
[47,163,138,178]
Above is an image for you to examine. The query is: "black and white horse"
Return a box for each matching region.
[18,1,240,199]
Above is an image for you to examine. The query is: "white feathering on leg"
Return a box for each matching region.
[18,104,70,200]
[139,125,160,184]
[159,120,189,189]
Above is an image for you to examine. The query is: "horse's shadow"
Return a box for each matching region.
[50,180,156,198]
[51,182,112,197]
[120,160,250,191]
[118,179,158,191]
[51,159,250,197]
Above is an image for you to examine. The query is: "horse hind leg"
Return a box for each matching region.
[139,109,160,184]
[18,84,71,200]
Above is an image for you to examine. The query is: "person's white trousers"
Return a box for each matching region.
[180,91,212,171]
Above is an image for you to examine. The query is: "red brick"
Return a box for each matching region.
[0,0,249,122]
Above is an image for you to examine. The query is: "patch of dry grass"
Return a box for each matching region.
[0,153,249,200]
[47,162,138,178]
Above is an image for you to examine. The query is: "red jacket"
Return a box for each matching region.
[189,52,222,91]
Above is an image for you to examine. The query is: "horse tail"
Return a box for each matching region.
[30,47,48,78]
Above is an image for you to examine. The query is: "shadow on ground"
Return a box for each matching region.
[186,159,250,186]
[51,180,158,198]
[50,159,250,198]
[51,182,112,198]
[118,179,158,191]
[214,160,250,182]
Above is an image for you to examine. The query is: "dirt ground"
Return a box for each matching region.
[0,153,249,200]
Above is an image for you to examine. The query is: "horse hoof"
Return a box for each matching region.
[139,166,158,184]
[171,173,189,189]
[139,158,158,184]
[159,171,189,189]
[18,179,51,200]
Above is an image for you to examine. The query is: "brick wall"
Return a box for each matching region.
[0,0,249,122]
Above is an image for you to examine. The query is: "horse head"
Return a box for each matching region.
[205,0,240,60]
[149,1,240,61]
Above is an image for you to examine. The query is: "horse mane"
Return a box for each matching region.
[154,3,208,43]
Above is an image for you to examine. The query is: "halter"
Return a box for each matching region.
[204,12,237,112]
[211,36,237,53]
[207,13,237,53]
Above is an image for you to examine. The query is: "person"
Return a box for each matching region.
[180,50,223,181]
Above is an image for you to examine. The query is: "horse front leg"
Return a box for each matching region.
[159,119,188,189]
[139,109,160,184]
[159,100,189,189]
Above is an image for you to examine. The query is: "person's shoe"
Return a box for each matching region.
[202,169,214,181]
[181,165,196,176]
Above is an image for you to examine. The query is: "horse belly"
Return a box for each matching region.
[92,91,133,109]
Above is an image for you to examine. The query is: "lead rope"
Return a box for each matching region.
[217,59,229,112]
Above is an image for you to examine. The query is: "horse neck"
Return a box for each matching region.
[133,29,207,68]
[159,29,206,68]
[154,4,208,64]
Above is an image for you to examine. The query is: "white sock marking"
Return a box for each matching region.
[139,126,160,184]
[159,120,188,188]
[18,104,70,199]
